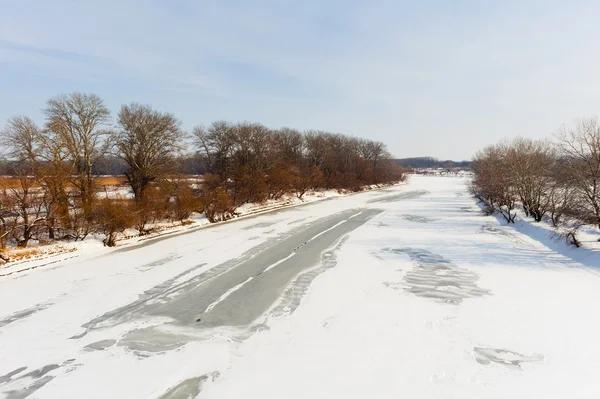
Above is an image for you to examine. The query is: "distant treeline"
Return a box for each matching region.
[394,157,471,169]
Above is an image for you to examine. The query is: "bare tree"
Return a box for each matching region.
[231,122,273,172]
[0,196,15,251]
[304,131,328,170]
[44,93,111,216]
[1,116,72,240]
[507,138,556,222]
[546,161,577,227]
[0,176,46,247]
[472,143,517,222]
[272,128,304,165]
[114,103,184,201]
[360,139,386,183]
[0,116,41,169]
[36,126,74,239]
[0,116,65,240]
[193,121,236,179]
[556,118,600,230]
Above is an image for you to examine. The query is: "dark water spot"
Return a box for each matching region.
[473,347,544,370]
[158,371,220,399]
[382,247,490,304]
[84,339,117,351]
[117,327,192,353]
[137,253,182,271]
[4,376,54,399]
[0,367,27,385]
[400,214,435,223]
[21,364,59,379]
[0,303,52,329]
[2,360,82,398]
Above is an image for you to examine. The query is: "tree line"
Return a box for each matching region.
[0,155,206,176]
[0,92,404,250]
[394,157,471,169]
[470,118,600,246]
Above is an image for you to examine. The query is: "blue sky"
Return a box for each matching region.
[2,0,600,160]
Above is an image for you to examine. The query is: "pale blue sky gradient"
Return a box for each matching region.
[2,0,600,159]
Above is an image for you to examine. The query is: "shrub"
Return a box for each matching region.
[171,184,201,222]
[266,161,296,200]
[94,197,134,247]
[201,187,236,223]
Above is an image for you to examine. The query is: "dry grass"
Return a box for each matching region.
[0,176,39,189]
[0,245,77,264]
[96,176,128,186]
[4,248,44,261]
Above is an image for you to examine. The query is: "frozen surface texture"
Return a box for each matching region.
[1,176,598,398]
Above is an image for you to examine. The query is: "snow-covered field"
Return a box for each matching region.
[1,175,599,398]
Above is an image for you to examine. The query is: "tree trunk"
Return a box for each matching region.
[104,231,116,247]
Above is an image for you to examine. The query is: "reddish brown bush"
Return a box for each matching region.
[201,187,236,223]
[267,161,296,200]
[171,184,201,222]
[94,198,134,247]
[231,166,268,206]
[293,166,324,199]
[131,186,168,235]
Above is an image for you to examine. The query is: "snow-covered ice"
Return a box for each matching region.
[201,176,600,398]
[1,175,599,398]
